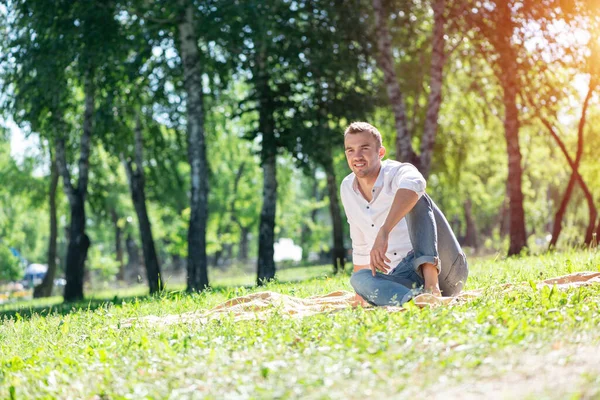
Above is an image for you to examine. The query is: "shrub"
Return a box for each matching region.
[0,246,23,282]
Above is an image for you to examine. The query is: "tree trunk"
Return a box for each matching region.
[111,208,125,281]
[548,176,576,248]
[495,4,527,256]
[324,158,346,274]
[63,197,90,301]
[34,149,59,298]
[255,42,277,285]
[501,78,527,256]
[547,81,597,248]
[172,254,185,273]
[371,0,418,165]
[123,117,164,294]
[301,175,320,263]
[257,143,277,284]
[419,0,446,179]
[224,243,234,263]
[238,226,250,263]
[178,2,209,291]
[498,187,510,237]
[539,121,598,249]
[212,250,223,268]
[126,233,143,281]
[58,71,94,302]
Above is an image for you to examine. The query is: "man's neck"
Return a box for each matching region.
[356,165,381,202]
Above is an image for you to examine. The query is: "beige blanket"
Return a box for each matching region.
[121,271,600,328]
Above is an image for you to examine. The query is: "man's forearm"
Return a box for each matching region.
[353,264,370,272]
[380,189,419,234]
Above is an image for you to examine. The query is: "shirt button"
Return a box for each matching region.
[366,206,370,209]
[394,253,397,255]
[371,224,375,227]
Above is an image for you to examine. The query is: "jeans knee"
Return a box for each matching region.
[350,269,373,294]
[408,194,432,220]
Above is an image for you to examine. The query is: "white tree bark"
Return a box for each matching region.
[372,0,416,164]
[178,2,209,291]
[419,0,446,178]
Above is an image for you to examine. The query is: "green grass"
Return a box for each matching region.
[1,250,600,399]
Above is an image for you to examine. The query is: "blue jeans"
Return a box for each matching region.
[350,194,468,306]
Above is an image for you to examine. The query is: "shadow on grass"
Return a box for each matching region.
[0,274,340,321]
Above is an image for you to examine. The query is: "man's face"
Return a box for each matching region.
[344,132,385,179]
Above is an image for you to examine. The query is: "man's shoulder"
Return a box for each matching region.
[382,159,412,169]
[341,172,356,188]
[382,159,420,175]
[382,159,402,170]
[382,159,408,176]
[340,172,356,201]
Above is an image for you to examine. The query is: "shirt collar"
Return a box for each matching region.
[351,160,387,194]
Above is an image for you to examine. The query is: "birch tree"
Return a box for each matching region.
[371,0,446,177]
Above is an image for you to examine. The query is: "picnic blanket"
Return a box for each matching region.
[121,271,600,328]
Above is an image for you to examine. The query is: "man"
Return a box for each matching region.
[340,122,468,307]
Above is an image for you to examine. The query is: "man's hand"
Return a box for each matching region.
[422,263,441,296]
[370,228,391,276]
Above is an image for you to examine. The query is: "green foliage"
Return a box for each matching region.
[86,246,120,281]
[0,245,22,282]
[0,140,50,264]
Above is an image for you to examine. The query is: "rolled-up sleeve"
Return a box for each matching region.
[393,163,426,198]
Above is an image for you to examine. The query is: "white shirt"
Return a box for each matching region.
[340,160,426,272]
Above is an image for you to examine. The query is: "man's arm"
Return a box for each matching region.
[370,189,419,274]
[347,218,372,306]
[353,264,371,272]
[371,189,441,295]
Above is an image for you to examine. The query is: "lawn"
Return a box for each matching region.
[1,249,600,399]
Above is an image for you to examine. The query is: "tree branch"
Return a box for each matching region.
[127,6,178,25]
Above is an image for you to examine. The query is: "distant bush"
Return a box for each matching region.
[0,246,23,282]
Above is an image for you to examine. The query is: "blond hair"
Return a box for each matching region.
[344,122,383,147]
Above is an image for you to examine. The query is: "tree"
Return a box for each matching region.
[371,0,447,177]
[125,0,221,291]
[224,0,305,284]
[91,13,167,294]
[531,79,598,248]
[1,0,100,300]
[0,245,22,282]
[0,140,48,282]
[33,148,58,297]
[512,1,600,248]
[121,116,164,293]
[288,0,376,273]
[176,1,210,291]
[448,0,566,255]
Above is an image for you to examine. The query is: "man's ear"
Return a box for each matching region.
[379,145,386,159]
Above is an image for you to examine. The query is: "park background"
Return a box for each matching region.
[2,0,599,300]
[1,1,600,399]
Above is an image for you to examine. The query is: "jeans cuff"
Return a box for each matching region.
[413,255,440,279]
[399,287,423,305]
